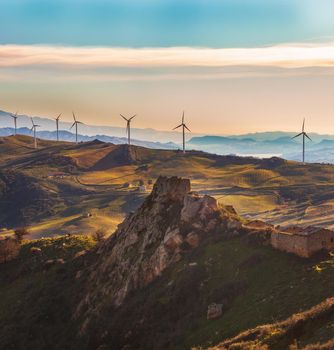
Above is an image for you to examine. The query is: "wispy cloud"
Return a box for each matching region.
[2,43,334,69]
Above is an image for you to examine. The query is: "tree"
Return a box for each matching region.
[0,237,20,263]
[92,229,107,242]
[14,227,30,243]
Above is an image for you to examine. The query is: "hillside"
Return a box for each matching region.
[209,297,334,349]
[2,135,334,237]
[0,177,334,350]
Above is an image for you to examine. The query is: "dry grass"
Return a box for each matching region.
[209,298,334,350]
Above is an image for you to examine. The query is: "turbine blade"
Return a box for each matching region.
[120,114,128,121]
[302,118,305,132]
[184,124,191,132]
[129,114,136,121]
[291,133,302,139]
[304,133,312,141]
[173,124,183,130]
[56,113,62,120]
[70,122,76,129]
[72,111,76,122]
[182,111,184,124]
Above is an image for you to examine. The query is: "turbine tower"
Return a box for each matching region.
[10,112,19,135]
[30,117,40,149]
[292,118,312,164]
[70,112,84,144]
[55,113,61,141]
[173,111,191,154]
[120,114,136,145]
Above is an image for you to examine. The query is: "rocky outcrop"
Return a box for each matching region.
[77,176,242,326]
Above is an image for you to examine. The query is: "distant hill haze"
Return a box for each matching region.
[0,109,192,144]
[3,109,334,162]
[0,127,178,150]
[189,134,334,163]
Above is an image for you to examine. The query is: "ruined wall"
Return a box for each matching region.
[271,229,334,258]
[307,230,334,256]
[271,231,309,257]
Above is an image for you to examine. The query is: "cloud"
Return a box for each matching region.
[2,43,334,69]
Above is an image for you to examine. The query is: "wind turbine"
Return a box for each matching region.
[10,112,19,135]
[120,114,136,145]
[55,113,61,141]
[70,112,84,144]
[173,111,191,154]
[292,118,312,164]
[30,118,40,149]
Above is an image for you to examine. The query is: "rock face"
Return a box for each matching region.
[77,176,242,325]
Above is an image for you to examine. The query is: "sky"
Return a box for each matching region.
[1,0,334,134]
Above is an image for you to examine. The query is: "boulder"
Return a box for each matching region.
[207,303,223,320]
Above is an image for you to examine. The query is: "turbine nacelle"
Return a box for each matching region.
[30,117,41,131]
[120,114,136,145]
[291,118,312,164]
[10,112,18,120]
[70,112,84,143]
[173,111,191,154]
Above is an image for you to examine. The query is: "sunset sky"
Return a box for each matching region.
[1,0,334,134]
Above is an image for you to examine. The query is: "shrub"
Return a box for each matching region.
[14,227,30,243]
[92,229,107,242]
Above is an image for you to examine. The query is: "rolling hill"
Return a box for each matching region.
[2,135,334,237]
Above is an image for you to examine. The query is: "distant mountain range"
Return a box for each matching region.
[0,127,178,150]
[3,109,334,163]
[0,110,195,144]
[188,134,334,163]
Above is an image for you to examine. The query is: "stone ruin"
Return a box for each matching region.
[271,226,334,258]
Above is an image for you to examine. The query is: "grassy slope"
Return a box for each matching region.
[0,236,95,350]
[83,233,334,350]
[209,297,334,350]
[0,228,334,349]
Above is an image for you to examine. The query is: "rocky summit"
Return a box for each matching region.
[77,176,242,328]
